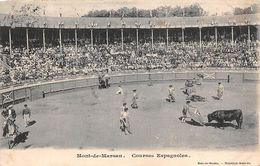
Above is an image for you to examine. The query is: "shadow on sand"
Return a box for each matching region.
[204,122,238,129]
[178,117,204,126]
[26,120,36,127]
[212,96,220,100]
[9,131,29,149]
[178,117,238,129]
[24,144,32,149]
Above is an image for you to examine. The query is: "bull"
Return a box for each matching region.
[207,109,243,129]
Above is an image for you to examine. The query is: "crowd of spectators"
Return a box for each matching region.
[0,38,259,87]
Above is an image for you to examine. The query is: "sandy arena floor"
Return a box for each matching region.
[0,81,258,150]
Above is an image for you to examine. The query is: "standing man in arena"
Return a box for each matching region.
[131,89,138,109]
[166,85,175,102]
[181,100,190,123]
[192,78,197,94]
[105,75,110,88]
[22,104,31,127]
[217,82,224,100]
[184,80,193,95]
[3,105,19,148]
[120,103,132,135]
[147,73,153,86]
[1,107,9,137]
[2,105,17,139]
[7,105,16,122]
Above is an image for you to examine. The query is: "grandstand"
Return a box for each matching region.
[0,14,259,87]
[0,14,259,49]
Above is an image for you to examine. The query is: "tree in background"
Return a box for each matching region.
[233,3,258,15]
[2,4,41,26]
[183,3,206,17]
[82,4,207,17]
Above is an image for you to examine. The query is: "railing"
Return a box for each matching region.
[0,70,259,107]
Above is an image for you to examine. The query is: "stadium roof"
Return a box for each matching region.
[0,14,259,29]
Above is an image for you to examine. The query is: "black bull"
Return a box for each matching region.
[207,109,243,129]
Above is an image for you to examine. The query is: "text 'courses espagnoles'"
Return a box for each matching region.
[77,153,189,159]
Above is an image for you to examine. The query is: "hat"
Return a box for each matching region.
[7,105,13,108]
[169,85,172,87]
[133,89,136,92]
[24,104,28,107]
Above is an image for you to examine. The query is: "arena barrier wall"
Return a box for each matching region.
[0,71,259,107]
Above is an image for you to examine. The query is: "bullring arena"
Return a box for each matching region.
[0,11,259,150]
[0,70,259,149]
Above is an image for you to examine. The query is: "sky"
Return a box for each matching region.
[0,0,258,17]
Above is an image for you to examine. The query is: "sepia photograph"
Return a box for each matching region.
[0,0,259,165]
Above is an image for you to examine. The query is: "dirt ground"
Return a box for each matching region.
[0,81,258,150]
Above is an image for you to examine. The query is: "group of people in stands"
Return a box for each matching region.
[0,39,258,87]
